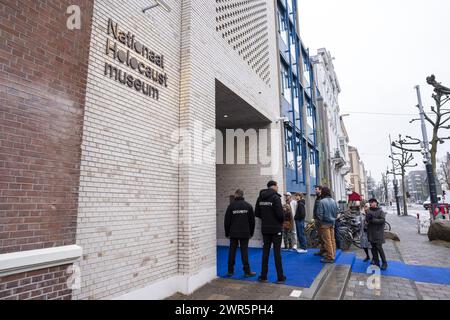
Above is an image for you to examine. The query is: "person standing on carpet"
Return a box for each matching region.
[255,180,286,284]
[316,187,338,263]
[284,192,298,250]
[367,198,388,270]
[224,189,256,278]
[360,202,372,262]
[313,186,326,257]
[294,193,308,254]
[282,204,295,251]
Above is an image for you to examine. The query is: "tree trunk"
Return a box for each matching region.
[401,171,408,216]
[430,137,438,178]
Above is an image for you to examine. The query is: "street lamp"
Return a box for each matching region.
[415,85,439,220]
[143,0,171,13]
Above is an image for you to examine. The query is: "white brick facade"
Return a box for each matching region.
[75,0,283,300]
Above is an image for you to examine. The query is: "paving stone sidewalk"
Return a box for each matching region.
[344,205,450,300]
[167,278,305,300]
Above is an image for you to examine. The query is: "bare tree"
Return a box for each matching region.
[410,75,450,176]
[438,158,450,190]
[381,171,389,204]
[389,135,418,216]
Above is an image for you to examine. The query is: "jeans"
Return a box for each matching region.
[319,225,336,260]
[295,219,307,250]
[261,233,284,280]
[228,238,251,274]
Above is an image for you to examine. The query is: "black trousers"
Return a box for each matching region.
[370,242,387,264]
[228,238,251,273]
[261,233,284,280]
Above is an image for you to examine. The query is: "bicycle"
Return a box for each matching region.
[305,219,320,248]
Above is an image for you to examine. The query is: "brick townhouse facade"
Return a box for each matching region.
[1,0,320,300]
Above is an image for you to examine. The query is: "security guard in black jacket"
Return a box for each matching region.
[224,189,256,277]
[255,181,286,284]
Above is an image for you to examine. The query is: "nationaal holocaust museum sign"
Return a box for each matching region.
[104,18,168,100]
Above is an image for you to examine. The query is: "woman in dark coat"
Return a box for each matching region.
[366,198,388,270]
[359,203,372,262]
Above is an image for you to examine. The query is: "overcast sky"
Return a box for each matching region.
[298,0,450,182]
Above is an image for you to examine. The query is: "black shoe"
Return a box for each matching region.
[244,272,257,278]
[276,276,287,284]
[363,257,370,262]
[371,260,380,267]
[257,276,268,283]
[380,262,388,271]
[314,251,325,256]
[226,272,233,277]
[321,258,335,264]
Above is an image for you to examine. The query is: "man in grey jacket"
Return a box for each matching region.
[316,187,339,263]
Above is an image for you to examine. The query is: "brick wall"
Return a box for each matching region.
[0,0,93,254]
[0,264,72,300]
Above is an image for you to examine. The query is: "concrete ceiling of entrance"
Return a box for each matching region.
[215,80,271,129]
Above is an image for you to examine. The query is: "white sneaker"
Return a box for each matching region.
[296,249,308,254]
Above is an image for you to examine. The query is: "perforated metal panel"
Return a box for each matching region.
[216,0,271,85]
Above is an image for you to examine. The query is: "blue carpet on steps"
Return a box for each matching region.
[217,246,340,288]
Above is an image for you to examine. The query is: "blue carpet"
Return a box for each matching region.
[350,258,450,285]
[335,251,450,286]
[217,246,332,288]
[335,252,357,266]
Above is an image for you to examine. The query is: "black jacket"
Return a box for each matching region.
[224,197,255,239]
[255,189,284,234]
[366,207,386,244]
[313,195,322,220]
[294,199,306,221]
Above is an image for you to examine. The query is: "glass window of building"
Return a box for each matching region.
[277,7,289,47]
[309,149,317,181]
[284,126,295,170]
[280,62,292,105]
[306,98,314,138]
[296,136,303,177]
[302,52,311,90]
[292,76,299,114]
[290,27,297,65]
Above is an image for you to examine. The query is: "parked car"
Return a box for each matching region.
[423,195,447,210]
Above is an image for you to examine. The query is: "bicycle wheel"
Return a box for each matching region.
[385,221,391,231]
[307,229,319,248]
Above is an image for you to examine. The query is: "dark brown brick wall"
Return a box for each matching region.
[0,1,93,254]
[0,264,73,300]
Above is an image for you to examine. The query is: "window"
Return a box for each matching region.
[280,62,292,105]
[290,27,297,65]
[284,126,295,170]
[309,149,316,180]
[296,136,303,175]
[306,98,315,143]
[302,51,311,89]
[277,8,289,47]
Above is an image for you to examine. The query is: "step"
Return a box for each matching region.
[313,264,352,300]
